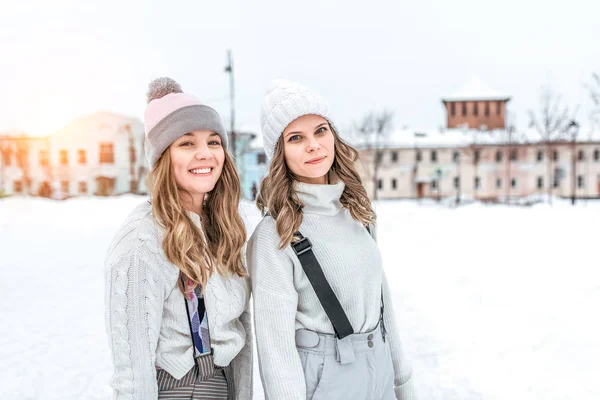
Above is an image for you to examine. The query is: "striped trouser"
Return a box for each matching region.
[157,354,234,399]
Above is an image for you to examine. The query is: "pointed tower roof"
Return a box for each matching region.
[442,77,511,102]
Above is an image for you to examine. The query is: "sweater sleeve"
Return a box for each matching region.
[104,239,165,400]
[230,290,254,400]
[247,219,306,400]
[382,271,417,400]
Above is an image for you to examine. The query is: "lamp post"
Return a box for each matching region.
[224,50,236,160]
[568,120,580,205]
[413,132,426,200]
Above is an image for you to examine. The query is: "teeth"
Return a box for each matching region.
[190,168,211,174]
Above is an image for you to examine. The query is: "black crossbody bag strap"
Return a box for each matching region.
[366,224,387,342]
[291,232,354,340]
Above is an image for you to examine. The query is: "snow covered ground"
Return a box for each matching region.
[0,195,598,400]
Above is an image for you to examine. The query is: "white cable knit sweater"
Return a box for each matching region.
[247,181,415,400]
[104,201,252,399]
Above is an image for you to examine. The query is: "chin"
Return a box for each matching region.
[187,182,217,194]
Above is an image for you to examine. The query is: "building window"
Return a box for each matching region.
[391,151,398,162]
[431,180,438,189]
[537,150,544,162]
[375,151,383,164]
[594,149,600,161]
[578,150,585,161]
[99,143,115,164]
[473,102,478,117]
[257,153,266,164]
[79,181,87,194]
[416,151,422,162]
[1,150,11,166]
[510,149,518,161]
[496,101,502,115]
[495,150,503,163]
[552,150,559,161]
[431,150,437,162]
[496,178,502,188]
[474,150,480,163]
[59,149,68,165]
[578,175,585,188]
[452,151,460,163]
[537,176,544,189]
[511,178,517,188]
[485,102,490,117]
[450,102,455,117]
[553,176,560,188]
[13,180,23,193]
[39,150,49,166]
[61,180,69,195]
[392,178,397,190]
[453,176,460,189]
[78,149,87,164]
[474,176,480,189]
[378,179,383,190]
[462,102,467,116]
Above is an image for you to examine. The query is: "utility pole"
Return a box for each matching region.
[224,50,236,159]
[568,120,580,205]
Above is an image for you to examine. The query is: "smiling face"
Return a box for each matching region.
[282,114,335,184]
[169,130,225,211]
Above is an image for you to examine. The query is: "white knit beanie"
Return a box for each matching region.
[260,79,333,159]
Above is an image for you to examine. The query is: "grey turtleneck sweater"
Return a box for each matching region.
[247,181,415,399]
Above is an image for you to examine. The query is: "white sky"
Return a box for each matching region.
[0,0,598,136]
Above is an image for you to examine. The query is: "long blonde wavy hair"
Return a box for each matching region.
[256,125,376,248]
[147,149,246,295]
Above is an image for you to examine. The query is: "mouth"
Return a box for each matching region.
[305,156,326,165]
[188,167,214,176]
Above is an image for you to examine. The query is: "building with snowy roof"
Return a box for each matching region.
[355,79,600,202]
[0,112,147,198]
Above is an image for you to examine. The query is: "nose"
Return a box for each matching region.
[194,144,214,160]
[306,135,321,153]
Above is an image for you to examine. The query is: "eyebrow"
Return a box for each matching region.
[284,122,328,138]
[182,132,220,137]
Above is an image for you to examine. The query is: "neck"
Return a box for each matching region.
[297,174,329,185]
[180,191,203,215]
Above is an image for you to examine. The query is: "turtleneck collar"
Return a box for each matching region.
[296,181,345,216]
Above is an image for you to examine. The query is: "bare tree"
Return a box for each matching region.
[16,139,31,195]
[122,124,138,193]
[354,110,394,200]
[0,142,11,194]
[585,73,600,128]
[460,126,489,201]
[528,86,571,204]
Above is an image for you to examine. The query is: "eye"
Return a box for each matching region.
[288,135,302,142]
[316,126,328,134]
[179,141,193,147]
[208,140,222,146]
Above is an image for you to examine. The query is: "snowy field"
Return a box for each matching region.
[1,195,599,400]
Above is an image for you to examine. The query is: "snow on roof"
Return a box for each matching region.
[351,126,600,149]
[0,130,48,139]
[442,77,511,102]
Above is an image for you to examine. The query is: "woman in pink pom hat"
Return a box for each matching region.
[104,77,252,399]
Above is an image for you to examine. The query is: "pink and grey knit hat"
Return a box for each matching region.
[144,77,228,169]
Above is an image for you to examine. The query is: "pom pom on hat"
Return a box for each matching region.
[146,77,183,104]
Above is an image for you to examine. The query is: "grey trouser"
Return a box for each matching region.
[295,325,395,400]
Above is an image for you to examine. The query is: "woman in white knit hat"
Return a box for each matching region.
[104,78,252,399]
[247,80,416,399]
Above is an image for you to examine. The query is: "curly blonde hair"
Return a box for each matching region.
[147,149,246,294]
[256,125,376,248]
